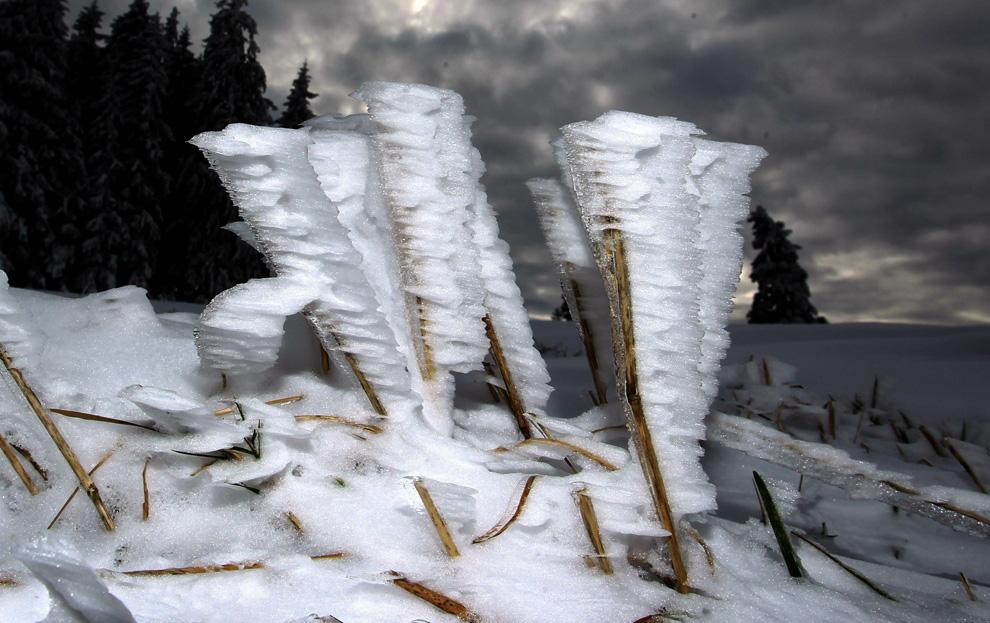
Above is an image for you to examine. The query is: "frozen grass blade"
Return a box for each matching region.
[919,425,948,457]
[48,449,114,530]
[753,471,804,578]
[413,478,460,558]
[575,487,613,575]
[791,531,895,601]
[944,438,988,494]
[483,314,533,439]
[11,442,47,481]
[0,345,115,530]
[117,553,345,577]
[0,429,37,495]
[51,408,158,432]
[389,573,478,622]
[473,475,537,544]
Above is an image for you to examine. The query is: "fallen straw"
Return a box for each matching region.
[214,395,304,416]
[413,478,460,558]
[118,552,346,577]
[473,475,537,544]
[791,531,895,601]
[0,345,115,530]
[48,449,115,530]
[0,429,37,495]
[389,573,478,622]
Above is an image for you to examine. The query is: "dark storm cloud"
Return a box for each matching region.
[69,0,990,323]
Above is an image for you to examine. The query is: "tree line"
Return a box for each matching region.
[0,0,317,301]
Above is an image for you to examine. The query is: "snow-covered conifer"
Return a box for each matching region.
[278,62,318,128]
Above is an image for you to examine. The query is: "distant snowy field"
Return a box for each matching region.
[1,288,988,622]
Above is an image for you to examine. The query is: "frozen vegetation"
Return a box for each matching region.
[0,82,987,622]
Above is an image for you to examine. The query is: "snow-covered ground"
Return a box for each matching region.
[1,288,987,622]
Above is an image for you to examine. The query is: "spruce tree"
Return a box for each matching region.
[66,1,122,292]
[747,205,826,324]
[155,0,273,301]
[104,0,171,289]
[278,61,318,128]
[0,0,85,289]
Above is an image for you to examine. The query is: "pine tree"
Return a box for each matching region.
[278,61,318,128]
[154,0,273,302]
[0,0,86,289]
[104,0,172,289]
[747,205,826,324]
[66,1,122,292]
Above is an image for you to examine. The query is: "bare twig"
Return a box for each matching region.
[0,345,115,530]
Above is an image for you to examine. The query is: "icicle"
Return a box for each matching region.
[527,178,613,406]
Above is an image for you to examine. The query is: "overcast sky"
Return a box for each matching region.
[71,0,990,324]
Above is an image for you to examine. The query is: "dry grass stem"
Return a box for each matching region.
[286,511,305,533]
[761,358,773,386]
[0,345,115,530]
[214,395,304,416]
[601,228,689,593]
[142,458,151,521]
[575,487,612,575]
[684,525,716,573]
[495,438,618,471]
[118,552,346,577]
[294,415,383,434]
[319,344,331,374]
[389,573,478,622]
[791,531,895,600]
[413,478,460,557]
[483,314,533,439]
[959,572,976,601]
[47,449,114,530]
[918,425,948,457]
[50,408,157,431]
[0,429,38,495]
[753,471,803,579]
[481,361,505,403]
[11,442,48,480]
[944,439,988,494]
[473,475,537,544]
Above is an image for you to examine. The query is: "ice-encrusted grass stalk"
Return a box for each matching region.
[473,475,537,544]
[483,314,532,438]
[0,345,115,530]
[528,177,611,405]
[294,415,384,434]
[575,487,613,575]
[713,413,990,536]
[791,531,894,600]
[51,408,158,432]
[114,553,347,578]
[413,478,460,558]
[141,458,151,521]
[495,438,619,471]
[752,471,804,578]
[0,429,37,495]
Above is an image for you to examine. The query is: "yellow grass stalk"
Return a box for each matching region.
[473,475,538,544]
[413,478,460,558]
[495,438,618,472]
[0,429,37,495]
[482,314,533,439]
[293,415,384,434]
[47,449,114,530]
[142,458,151,521]
[574,487,612,575]
[285,511,305,533]
[118,552,345,577]
[214,395,304,416]
[0,346,114,530]
[389,573,479,622]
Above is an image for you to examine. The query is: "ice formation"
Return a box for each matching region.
[527,177,614,406]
